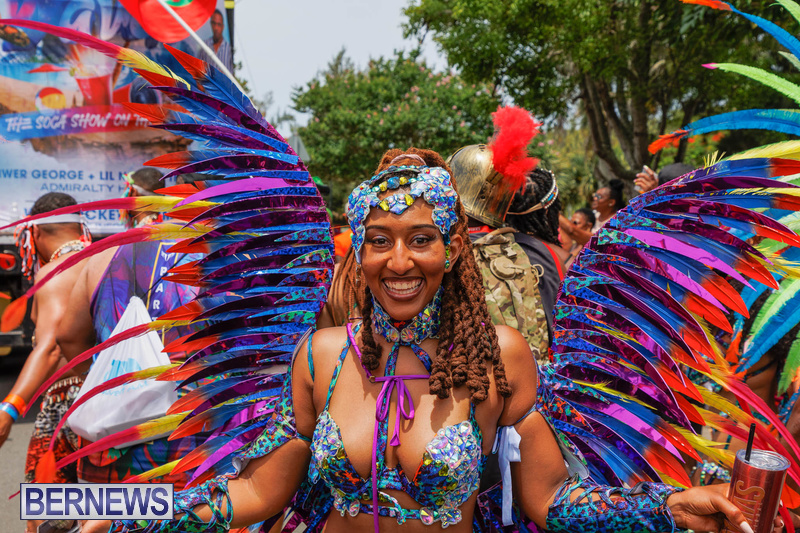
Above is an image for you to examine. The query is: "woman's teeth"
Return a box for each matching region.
[384,279,422,294]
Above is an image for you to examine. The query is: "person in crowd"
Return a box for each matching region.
[82,147,757,533]
[447,141,559,364]
[563,207,594,268]
[56,168,200,485]
[590,179,626,232]
[201,9,233,73]
[558,179,626,247]
[634,162,695,194]
[500,168,569,349]
[0,193,90,533]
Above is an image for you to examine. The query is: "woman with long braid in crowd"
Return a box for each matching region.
[84,147,760,533]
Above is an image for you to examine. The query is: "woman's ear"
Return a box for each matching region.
[446,233,465,273]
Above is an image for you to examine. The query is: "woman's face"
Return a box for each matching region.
[361,200,463,321]
[591,187,613,214]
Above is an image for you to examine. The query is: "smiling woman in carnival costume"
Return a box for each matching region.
[73,146,749,533]
[2,17,800,533]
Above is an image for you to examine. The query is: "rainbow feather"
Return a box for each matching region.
[0,19,333,490]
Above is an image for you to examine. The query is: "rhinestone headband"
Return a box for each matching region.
[507,170,559,216]
[346,165,459,263]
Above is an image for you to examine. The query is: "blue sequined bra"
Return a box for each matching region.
[307,323,486,529]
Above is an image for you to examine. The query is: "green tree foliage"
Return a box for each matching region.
[293,49,501,212]
[404,0,794,183]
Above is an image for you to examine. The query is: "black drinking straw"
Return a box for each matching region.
[745,422,756,462]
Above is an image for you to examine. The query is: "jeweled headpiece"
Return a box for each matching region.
[507,170,559,216]
[346,165,459,263]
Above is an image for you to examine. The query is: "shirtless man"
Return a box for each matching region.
[57,168,200,486]
[0,193,89,532]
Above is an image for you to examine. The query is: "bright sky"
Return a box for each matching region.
[233,0,443,134]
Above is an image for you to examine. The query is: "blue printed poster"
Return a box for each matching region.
[0,0,230,233]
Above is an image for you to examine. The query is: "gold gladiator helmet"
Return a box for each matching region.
[448,106,541,228]
[447,144,518,228]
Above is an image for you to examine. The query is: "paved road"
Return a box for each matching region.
[0,351,38,531]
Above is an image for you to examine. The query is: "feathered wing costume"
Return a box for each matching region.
[2,17,800,533]
[0,20,334,501]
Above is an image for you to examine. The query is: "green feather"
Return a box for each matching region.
[776,0,800,28]
[779,330,800,394]
[713,63,800,106]
[750,278,800,334]
[780,51,800,72]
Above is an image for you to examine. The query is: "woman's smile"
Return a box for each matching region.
[382,277,424,300]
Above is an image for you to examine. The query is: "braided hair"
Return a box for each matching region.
[356,147,511,403]
[505,168,561,245]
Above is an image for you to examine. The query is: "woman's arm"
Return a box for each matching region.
[81,441,312,533]
[558,214,592,246]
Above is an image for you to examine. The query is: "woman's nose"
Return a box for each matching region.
[387,241,413,274]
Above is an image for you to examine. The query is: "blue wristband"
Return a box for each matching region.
[0,401,19,422]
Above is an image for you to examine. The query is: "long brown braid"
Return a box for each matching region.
[355,148,511,403]
[324,246,364,327]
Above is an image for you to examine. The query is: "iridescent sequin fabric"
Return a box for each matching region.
[308,324,485,528]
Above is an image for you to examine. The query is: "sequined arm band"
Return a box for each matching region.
[115,476,232,533]
[546,475,683,533]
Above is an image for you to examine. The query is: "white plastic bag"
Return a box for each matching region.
[68,296,177,448]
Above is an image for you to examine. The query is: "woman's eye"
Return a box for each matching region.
[412,236,432,246]
[369,236,389,246]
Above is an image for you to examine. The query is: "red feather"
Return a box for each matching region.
[0,197,144,232]
[680,0,732,10]
[146,151,196,169]
[488,106,540,192]
[131,68,183,90]
[165,44,210,82]
[122,103,186,125]
[0,19,121,57]
[649,131,689,154]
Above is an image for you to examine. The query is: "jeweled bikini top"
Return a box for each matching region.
[308,290,485,531]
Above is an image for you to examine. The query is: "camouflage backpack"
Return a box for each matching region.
[472,228,550,364]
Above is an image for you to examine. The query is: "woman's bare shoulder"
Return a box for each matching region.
[494,325,538,376]
[494,325,539,424]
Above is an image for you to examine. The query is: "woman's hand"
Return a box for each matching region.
[666,484,782,533]
[634,166,658,194]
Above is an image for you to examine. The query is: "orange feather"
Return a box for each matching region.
[680,0,732,10]
[1,296,28,332]
[35,450,57,483]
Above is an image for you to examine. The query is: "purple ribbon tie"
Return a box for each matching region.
[370,374,427,533]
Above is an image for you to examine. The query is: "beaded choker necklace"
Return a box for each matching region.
[49,239,86,263]
[370,286,443,345]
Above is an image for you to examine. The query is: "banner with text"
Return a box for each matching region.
[0,0,231,233]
